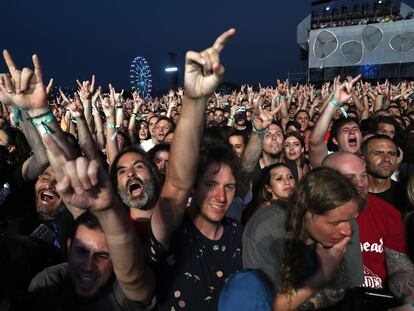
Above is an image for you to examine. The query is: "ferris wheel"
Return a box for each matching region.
[129,56,152,99]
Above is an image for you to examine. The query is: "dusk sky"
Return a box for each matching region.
[2,1,310,93]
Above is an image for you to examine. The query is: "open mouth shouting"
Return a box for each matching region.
[127,178,144,198]
[38,189,60,207]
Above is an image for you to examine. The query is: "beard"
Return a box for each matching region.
[36,201,65,221]
[118,176,155,210]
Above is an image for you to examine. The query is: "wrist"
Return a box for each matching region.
[251,121,268,134]
[91,194,120,216]
[329,98,348,118]
[25,104,51,118]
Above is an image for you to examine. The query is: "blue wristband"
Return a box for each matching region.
[251,122,268,134]
[329,98,348,118]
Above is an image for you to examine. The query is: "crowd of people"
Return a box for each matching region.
[0,28,413,310]
[310,1,413,30]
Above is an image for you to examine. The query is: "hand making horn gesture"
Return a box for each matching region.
[44,133,114,212]
[333,74,361,104]
[184,28,236,99]
[0,50,48,112]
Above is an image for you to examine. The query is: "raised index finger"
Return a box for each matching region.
[32,54,44,83]
[3,49,18,74]
[43,134,68,174]
[350,74,362,86]
[212,28,236,53]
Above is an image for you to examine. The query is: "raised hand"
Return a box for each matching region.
[276,79,287,95]
[45,78,54,96]
[252,95,278,132]
[101,95,115,119]
[44,134,114,211]
[68,93,85,119]
[333,75,361,103]
[76,75,95,101]
[184,28,236,99]
[0,50,48,110]
[168,89,175,98]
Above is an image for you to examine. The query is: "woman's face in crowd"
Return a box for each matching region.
[284,136,304,162]
[139,122,149,140]
[266,166,295,200]
[304,199,358,248]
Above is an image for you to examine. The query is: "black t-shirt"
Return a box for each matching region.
[0,162,36,226]
[369,180,406,214]
[149,215,243,311]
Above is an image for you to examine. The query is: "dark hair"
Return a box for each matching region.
[284,131,305,148]
[156,116,176,132]
[295,110,310,119]
[373,116,403,146]
[360,134,397,157]
[331,117,360,139]
[136,119,150,142]
[196,143,246,197]
[116,129,132,150]
[148,143,170,160]
[285,120,301,132]
[258,163,293,203]
[227,128,248,146]
[373,116,399,132]
[280,167,360,293]
[109,146,162,199]
[70,211,102,239]
[202,126,229,146]
[0,125,31,165]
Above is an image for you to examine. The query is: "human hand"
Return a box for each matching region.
[76,75,95,101]
[0,50,48,110]
[68,93,85,119]
[252,96,279,132]
[168,89,175,98]
[44,134,115,212]
[100,91,115,120]
[45,78,54,96]
[177,87,184,97]
[184,28,236,99]
[276,79,287,95]
[333,75,361,103]
[313,236,351,288]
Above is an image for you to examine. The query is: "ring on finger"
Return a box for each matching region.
[6,89,13,94]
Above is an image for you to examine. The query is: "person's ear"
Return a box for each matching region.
[304,210,315,225]
[332,137,339,146]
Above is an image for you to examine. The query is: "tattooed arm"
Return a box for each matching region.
[297,288,346,310]
[385,247,414,303]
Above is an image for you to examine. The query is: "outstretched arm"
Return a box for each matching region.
[44,134,155,302]
[241,94,276,174]
[151,29,236,249]
[309,75,360,168]
[0,50,74,163]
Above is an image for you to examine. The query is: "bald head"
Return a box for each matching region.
[322,152,368,200]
